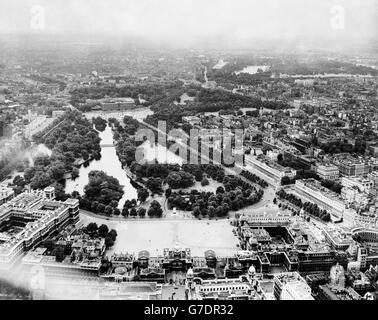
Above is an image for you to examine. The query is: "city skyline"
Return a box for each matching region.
[0,0,378,304]
[0,0,377,49]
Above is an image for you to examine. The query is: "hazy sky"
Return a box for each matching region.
[0,0,377,45]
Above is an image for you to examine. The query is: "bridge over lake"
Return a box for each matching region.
[99,143,115,148]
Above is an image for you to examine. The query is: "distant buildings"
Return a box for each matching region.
[317,284,361,300]
[331,154,378,177]
[315,163,339,181]
[85,97,136,111]
[341,177,374,193]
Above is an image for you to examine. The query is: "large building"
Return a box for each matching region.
[86,97,136,111]
[245,155,297,185]
[191,275,267,300]
[294,179,346,216]
[239,211,291,228]
[22,246,103,279]
[315,163,340,181]
[317,284,361,300]
[0,184,14,205]
[323,227,354,251]
[332,154,378,177]
[99,282,163,300]
[273,272,314,300]
[368,171,378,187]
[162,244,192,271]
[0,188,79,271]
[341,177,374,193]
[341,187,370,211]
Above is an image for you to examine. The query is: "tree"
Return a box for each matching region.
[201,177,209,186]
[208,206,216,219]
[91,201,99,213]
[166,171,194,189]
[105,236,114,248]
[193,206,201,217]
[122,207,129,217]
[146,177,163,194]
[215,205,224,217]
[97,203,106,213]
[71,191,81,199]
[30,172,54,190]
[148,200,163,217]
[113,208,121,216]
[105,205,114,216]
[108,229,117,241]
[138,207,147,217]
[86,222,98,236]
[109,200,119,208]
[281,176,292,186]
[79,198,91,210]
[137,188,149,203]
[98,224,109,237]
[165,188,172,198]
[130,208,137,216]
[54,246,66,262]
[216,186,225,194]
[48,161,66,180]
[13,175,26,187]
[71,167,80,179]
[83,170,124,206]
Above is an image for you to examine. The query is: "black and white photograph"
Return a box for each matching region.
[0,0,377,306]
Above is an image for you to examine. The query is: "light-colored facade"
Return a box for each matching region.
[273,272,313,300]
[368,171,378,186]
[246,155,297,185]
[0,188,79,271]
[194,277,266,300]
[332,154,378,177]
[294,179,345,216]
[315,163,339,181]
[341,177,374,193]
[341,187,370,210]
[323,227,354,251]
[240,211,291,227]
[0,184,14,205]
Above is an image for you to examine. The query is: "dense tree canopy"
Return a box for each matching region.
[82,170,124,207]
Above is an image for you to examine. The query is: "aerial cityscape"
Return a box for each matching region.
[0,0,378,302]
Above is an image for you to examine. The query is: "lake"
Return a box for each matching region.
[235,65,270,75]
[65,125,138,209]
[65,123,184,209]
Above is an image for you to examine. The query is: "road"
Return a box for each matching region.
[80,209,198,223]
